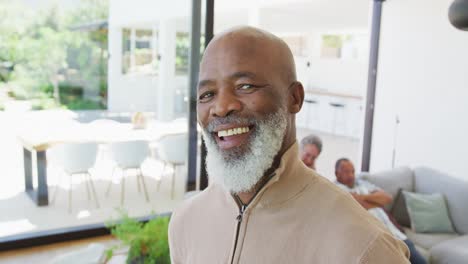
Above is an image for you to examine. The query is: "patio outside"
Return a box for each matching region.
[0,0,194,241]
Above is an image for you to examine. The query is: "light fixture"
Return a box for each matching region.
[449,0,468,30]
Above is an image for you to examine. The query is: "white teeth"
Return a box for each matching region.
[217,126,250,137]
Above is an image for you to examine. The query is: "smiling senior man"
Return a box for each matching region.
[168,26,409,264]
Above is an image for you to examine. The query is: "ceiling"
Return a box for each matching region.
[109,0,370,34]
[214,0,371,33]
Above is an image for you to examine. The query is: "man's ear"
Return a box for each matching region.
[288,81,304,114]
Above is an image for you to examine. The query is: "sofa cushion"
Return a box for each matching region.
[414,245,430,263]
[403,191,455,233]
[414,167,468,234]
[361,166,414,209]
[403,227,459,250]
[430,235,468,264]
[391,188,411,228]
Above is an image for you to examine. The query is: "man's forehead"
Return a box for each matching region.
[203,37,269,62]
[342,161,354,169]
[200,38,273,80]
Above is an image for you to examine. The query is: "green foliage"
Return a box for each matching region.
[65,0,109,26]
[39,83,54,97]
[106,212,171,264]
[175,33,205,75]
[175,33,189,75]
[31,97,63,110]
[59,82,83,103]
[322,35,343,49]
[65,99,105,110]
[0,0,108,109]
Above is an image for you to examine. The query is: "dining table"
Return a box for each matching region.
[16,117,188,206]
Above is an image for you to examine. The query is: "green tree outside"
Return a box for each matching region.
[0,0,109,110]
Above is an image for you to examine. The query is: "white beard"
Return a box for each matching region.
[202,108,288,193]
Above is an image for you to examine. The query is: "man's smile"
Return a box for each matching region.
[217,126,249,137]
[212,124,254,150]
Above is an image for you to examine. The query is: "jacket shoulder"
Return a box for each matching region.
[309,177,410,262]
[169,184,224,262]
[170,184,220,226]
[360,231,410,264]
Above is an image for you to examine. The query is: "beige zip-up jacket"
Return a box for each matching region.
[169,142,409,264]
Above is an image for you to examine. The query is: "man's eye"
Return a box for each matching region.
[198,92,214,102]
[239,84,255,90]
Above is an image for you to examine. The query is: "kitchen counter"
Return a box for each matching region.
[305,89,363,100]
[298,89,364,138]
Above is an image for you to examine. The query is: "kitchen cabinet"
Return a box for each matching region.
[296,90,364,139]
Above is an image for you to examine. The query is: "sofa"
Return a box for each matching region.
[360,166,468,264]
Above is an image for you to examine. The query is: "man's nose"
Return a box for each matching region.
[210,90,242,117]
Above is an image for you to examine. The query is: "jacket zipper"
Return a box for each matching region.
[230,173,276,264]
[230,204,246,264]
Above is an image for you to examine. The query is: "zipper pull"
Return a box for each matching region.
[236,205,247,222]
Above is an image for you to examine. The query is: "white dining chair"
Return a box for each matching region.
[156,133,188,199]
[88,119,122,164]
[50,142,100,213]
[106,140,150,205]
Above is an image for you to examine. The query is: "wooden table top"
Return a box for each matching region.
[17,118,189,152]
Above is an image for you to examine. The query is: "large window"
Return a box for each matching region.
[0,0,202,249]
[320,33,367,60]
[122,28,158,75]
[176,32,190,75]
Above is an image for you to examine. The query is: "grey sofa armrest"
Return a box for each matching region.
[430,235,468,264]
[414,167,468,235]
[359,167,415,208]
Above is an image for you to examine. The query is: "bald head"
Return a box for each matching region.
[197,26,305,180]
[202,26,297,86]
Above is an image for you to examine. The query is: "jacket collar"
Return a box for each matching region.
[224,141,317,210]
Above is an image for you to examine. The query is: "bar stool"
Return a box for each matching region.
[304,99,319,129]
[329,102,346,135]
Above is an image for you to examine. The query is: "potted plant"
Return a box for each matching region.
[105,213,170,264]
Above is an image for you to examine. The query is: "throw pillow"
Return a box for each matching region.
[390,188,411,228]
[403,191,455,233]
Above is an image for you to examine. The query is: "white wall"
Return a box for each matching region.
[108,0,190,113]
[107,26,161,112]
[213,0,370,98]
[108,0,371,112]
[305,59,367,95]
[108,72,187,113]
[107,24,187,113]
[370,0,468,180]
[108,75,158,112]
[109,0,189,27]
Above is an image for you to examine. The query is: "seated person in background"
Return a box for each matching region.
[334,158,427,264]
[299,134,322,170]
